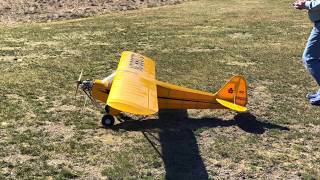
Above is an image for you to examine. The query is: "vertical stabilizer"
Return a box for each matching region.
[216,75,248,112]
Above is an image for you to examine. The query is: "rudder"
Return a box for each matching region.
[216,75,248,112]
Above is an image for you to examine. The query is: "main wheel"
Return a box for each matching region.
[101,114,115,128]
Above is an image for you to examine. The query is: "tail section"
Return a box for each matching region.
[216,75,248,112]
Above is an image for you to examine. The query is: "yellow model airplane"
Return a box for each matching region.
[75,51,248,127]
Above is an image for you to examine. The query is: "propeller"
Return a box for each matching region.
[75,70,83,98]
[83,89,101,109]
[83,95,88,108]
[74,70,102,110]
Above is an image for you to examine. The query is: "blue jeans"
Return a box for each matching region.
[303,22,320,86]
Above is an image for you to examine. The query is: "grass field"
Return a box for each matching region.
[1,0,320,179]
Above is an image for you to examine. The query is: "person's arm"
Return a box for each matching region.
[305,0,320,10]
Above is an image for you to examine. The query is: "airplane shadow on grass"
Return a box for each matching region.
[112,111,289,180]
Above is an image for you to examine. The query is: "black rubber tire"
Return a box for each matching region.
[101,114,115,128]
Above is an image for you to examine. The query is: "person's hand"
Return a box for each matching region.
[293,0,307,10]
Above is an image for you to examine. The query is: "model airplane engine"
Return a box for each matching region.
[80,80,93,91]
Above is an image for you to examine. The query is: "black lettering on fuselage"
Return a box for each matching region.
[129,54,144,71]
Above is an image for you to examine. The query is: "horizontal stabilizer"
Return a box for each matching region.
[216,98,247,112]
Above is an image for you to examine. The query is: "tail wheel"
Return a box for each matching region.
[101,114,115,128]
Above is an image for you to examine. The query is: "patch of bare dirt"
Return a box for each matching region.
[0,0,187,22]
[228,32,253,39]
[3,154,34,165]
[42,122,75,140]
[248,82,273,116]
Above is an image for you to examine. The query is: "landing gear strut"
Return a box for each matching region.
[104,105,110,114]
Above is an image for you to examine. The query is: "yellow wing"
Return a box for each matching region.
[106,51,158,115]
